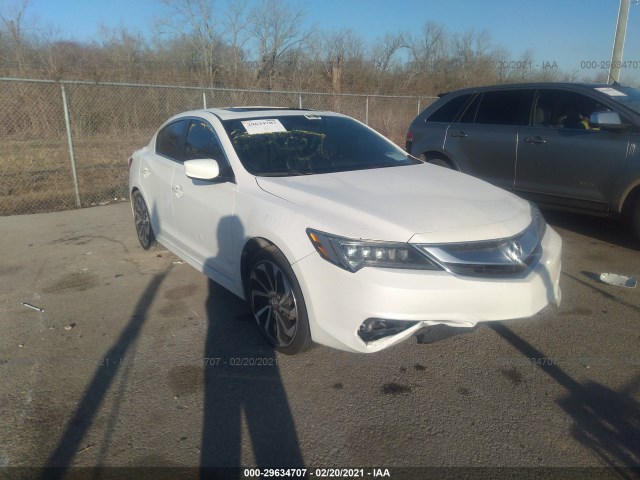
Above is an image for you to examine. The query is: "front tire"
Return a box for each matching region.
[247,247,312,355]
[132,190,156,250]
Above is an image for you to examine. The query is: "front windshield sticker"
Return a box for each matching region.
[241,119,287,135]
[595,87,627,97]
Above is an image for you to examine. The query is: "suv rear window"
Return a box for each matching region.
[474,90,534,126]
[427,94,472,123]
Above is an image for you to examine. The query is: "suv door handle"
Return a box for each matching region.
[451,131,468,138]
[524,136,546,144]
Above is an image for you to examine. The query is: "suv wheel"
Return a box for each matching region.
[420,155,453,169]
[632,195,640,241]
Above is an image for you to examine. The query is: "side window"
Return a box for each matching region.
[427,94,473,123]
[457,94,481,123]
[156,120,188,161]
[474,90,534,126]
[184,120,225,161]
[534,90,612,130]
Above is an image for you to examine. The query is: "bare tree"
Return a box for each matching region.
[99,25,147,80]
[0,0,30,72]
[250,0,309,89]
[372,32,405,75]
[156,0,224,85]
[408,22,448,73]
[220,0,251,86]
[317,29,364,93]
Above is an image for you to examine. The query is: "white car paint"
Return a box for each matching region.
[129,108,562,354]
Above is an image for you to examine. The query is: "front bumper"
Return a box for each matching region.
[292,226,562,353]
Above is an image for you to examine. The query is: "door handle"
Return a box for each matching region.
[524,136,546,144]
[142,167,150,178]
[173,184,184,199]
[451,131,468,138]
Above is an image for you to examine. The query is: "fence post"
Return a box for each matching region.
[365,96,369,125]
[298,93,302,109]
[203,91,207,109]
[417,98,421,114]
[60,83,81,208]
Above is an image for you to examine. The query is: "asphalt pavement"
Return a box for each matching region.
[0,203,639,478]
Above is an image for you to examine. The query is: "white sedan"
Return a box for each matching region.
[128,108,562,354]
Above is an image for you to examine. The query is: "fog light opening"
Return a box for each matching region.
[358,318,419,344]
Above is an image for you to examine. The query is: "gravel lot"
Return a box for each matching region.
[0,203,639,478]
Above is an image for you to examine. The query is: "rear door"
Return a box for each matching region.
[140,119,189,242]
[444,89,534,190]
[514,89,631,211]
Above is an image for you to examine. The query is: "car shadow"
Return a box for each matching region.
[490,322,640,475]
[200,215,304,477]
[541,209,638,250]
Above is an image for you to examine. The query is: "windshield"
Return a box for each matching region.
[595,86,640,115]
[222,114,419,176]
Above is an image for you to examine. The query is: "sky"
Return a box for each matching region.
[14,0,640,83]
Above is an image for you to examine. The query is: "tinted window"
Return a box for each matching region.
[184,120,225,161]
[156,120,188,161]
[457,94,481,123]
[427,94,472,122]
[223,115,419,176]
[474,90,534,126]
[534,90,614,129]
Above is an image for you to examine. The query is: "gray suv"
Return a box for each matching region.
[406,83,640,239]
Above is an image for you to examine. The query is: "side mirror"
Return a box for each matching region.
[184,159,221,181]
[589,111,629,131]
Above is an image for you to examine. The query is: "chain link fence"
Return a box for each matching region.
[0,77,436,216]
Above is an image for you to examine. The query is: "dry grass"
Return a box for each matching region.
[0,132,152,215]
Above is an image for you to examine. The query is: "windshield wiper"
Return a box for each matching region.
[258,168,313,177]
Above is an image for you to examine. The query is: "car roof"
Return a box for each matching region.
[198,107,341,121]
[438,82,621,97]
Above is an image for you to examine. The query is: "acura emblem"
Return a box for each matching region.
[505,241,524,263]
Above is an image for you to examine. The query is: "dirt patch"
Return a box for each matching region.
[165,283,200,301]
[43,272,99,293]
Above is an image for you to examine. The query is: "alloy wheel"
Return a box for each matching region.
[249,260,298,347]
[134,194,151,247]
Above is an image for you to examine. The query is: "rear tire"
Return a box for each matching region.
[247,246,312,355]
[427,157,453,169]
[632,195,640,242]
[132,190,156,250]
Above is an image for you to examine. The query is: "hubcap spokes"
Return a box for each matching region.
[249,261,298,347]
[134,196,150,245]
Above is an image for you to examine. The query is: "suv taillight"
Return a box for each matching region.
[405,131,413,152]
[128,156,133,170]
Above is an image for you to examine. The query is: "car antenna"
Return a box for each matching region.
[603,66,624,87]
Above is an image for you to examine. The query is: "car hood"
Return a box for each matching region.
[255,164,532,243]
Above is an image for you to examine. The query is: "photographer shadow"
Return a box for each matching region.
[200,216,304,476]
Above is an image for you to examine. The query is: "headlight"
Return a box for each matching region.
[307,204,546,277]
[416,203,546,277]
[306,229,441,273]
[530,203,547,239]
